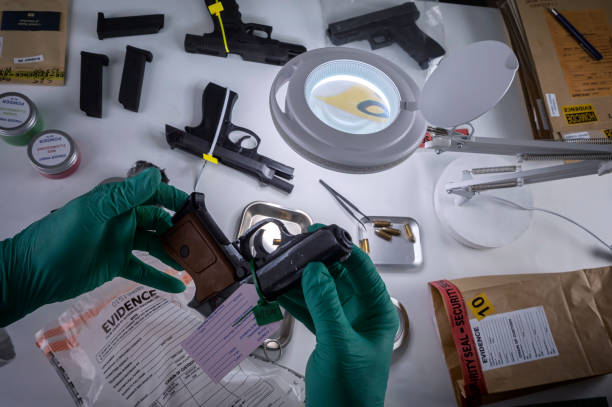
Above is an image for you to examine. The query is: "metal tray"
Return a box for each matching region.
[359,216,423,267]
[237,201,313,360]
[238,202,312,235]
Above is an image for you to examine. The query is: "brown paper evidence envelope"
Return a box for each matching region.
[517,0,612,137]
[544,9,612,100]
[0,0,69,86]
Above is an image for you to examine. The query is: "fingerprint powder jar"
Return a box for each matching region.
[27,130,81,179]
[0,92,44,146]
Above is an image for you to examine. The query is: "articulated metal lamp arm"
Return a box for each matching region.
[425,135,612,158]
[425,135,612,197]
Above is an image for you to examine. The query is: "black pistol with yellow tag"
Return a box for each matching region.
[185,0,307,66]
[326,2,445,69]
[165,82,294,194]
[161,192,353,317]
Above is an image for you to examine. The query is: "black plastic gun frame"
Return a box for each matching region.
[327,2,445,69]
[80,51,109,118]
[161,192,353,317]
[119,46,153,112]
[238,219,353,300]
[165,82,294,193]
[97,12,164,40]
[184,0,306,65]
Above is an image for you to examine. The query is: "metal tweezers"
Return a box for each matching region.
[319,180,371,229]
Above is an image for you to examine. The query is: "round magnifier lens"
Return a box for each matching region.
[304,60,401,135]
[270,48,426,173]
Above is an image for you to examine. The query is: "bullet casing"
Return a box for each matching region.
[381,227,401,236]
[373,220,392,228]
[357,215,422,266]
[359,238,370,253]
[404,224,415,242]
[375,229,392,241]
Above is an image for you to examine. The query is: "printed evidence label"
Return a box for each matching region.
[471,306,559,371]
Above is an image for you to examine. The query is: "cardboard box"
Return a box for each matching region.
[0,0,70,86]
[516,0,612,140]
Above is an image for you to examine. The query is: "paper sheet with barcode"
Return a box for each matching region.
[35,254,304,406]
[471,306,559,371]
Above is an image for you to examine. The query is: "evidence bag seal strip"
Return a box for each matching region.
[430,279,487,406]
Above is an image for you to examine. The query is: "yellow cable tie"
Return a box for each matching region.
[208,1,230,54]
[217,15,230,53]
[208,2,224,15]
[202,153,219,164]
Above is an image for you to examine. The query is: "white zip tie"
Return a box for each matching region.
[194,88,231,191]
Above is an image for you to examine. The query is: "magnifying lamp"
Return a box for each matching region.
[269,41,518,172]
[422,41,532,249]
[270,41,531,248]
[424,42,611,249]
[269,47,426,173]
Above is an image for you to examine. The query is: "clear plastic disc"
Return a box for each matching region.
[304,59,401,134]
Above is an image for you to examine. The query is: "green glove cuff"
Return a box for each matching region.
[0,168,189,327]
[0,237,19,327]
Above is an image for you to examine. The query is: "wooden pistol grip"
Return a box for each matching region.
[161,212,236,303]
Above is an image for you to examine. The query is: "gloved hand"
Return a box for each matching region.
[0,168,188,327]
[279,227,399,407]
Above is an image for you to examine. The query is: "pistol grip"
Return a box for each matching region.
[161,212,236,303]
[393,25,445,69]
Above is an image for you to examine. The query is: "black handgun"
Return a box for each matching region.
[166,82,294,193]
[327,2,445,69]
[162,192,353,317]
[185,0,306,66]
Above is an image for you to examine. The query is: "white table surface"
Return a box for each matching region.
[1,1,611,406]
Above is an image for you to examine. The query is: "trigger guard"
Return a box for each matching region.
[228,124,261,152]
[237,218,293,260]
[253,230,267,258]
[252,223,294,260]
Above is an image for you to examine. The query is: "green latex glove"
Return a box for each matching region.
[0,168,188,327]
[279,226,399,407]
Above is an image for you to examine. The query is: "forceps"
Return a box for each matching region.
[319,179,371,229]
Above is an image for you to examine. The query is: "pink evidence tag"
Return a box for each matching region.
[181,283,282,383]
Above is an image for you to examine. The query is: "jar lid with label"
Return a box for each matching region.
[27,130,81,179]
[0,92,44,146]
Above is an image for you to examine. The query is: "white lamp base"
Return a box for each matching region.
[434,156,533,249]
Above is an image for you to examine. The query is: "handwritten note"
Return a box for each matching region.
[181,284,281,383]
[545,9,612,98]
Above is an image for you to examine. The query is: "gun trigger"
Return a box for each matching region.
[232,135,252,150]
[278,227,293,243]
[368,32,392,49]
[245,23,272,39]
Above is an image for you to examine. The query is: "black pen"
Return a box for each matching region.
[548,8,603,61]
